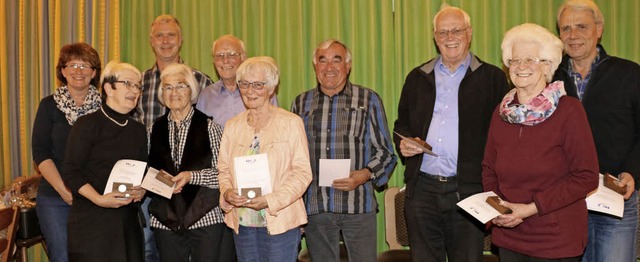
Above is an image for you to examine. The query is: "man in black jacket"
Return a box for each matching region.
[393,5,509,262]
[553,1,640,261]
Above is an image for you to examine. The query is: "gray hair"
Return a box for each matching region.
[158,63,199,105]
[100,60,142,98]
[433,4,471,31]
[150,14,182,37]
[312,39,352,64]
[211,34,247,59]
[236,56,280,91]
[557,0,604,26]
[501,23,564,82]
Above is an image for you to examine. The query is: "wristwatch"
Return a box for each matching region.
[365,167,375,180]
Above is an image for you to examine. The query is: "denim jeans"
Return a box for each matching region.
[233,226,301,262]
[582,190,638,262]
[305,212,377,262]
[35,193,70,262]
[142,197,160,262]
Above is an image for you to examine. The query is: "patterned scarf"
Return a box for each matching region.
[499,81,566,126]
[53,85,102,125]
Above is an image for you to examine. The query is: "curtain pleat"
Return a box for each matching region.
[0,1,638,258]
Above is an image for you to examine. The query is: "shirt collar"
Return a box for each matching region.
[314,81,353,98]
[435,52,471,75]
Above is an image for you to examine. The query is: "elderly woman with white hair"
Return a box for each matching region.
[63,60,148,261]
[481,23,599,261]
[218,56,312,261]
[146,63,234,262]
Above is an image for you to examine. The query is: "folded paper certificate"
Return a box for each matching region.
[141,167,176,199]
[319,159,351,187]
[393,131,438,157]
[457,191,503,224]
[586,174,624,218]
[234,153,272,196]
[104,159,146,195]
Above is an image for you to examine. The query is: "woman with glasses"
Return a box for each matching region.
[482,23,598,261]
[63,60,147,261]
[31,42,101,262]
[218,56,312,261]
[147,63,234,262]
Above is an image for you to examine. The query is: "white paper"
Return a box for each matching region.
[319,159,351,187]
[103,159,147,194]
[586,174,625,218]
[233,153,272,195]
[456,191,502,224]
[141,167,176,199]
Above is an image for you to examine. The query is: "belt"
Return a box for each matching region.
[420,172,456,183]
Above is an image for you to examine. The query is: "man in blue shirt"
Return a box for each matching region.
[394,6,509,262]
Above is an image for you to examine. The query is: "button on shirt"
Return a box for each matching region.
[196,80,278,127]
[420,54,470,177]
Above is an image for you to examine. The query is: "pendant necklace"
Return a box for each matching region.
[101,106,128,127]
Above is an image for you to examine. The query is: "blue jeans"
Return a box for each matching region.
[142,197,160,262]
[234,226,301,262]
[582,190,638,262]
[305,212,377,262]
[35,193,70,262]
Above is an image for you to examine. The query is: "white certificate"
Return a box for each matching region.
[103,159,146,195]
[141,167,176,199]
[456,191,502,224]
[586,174,625,218]
[319,159,351,187]
[233,153,272,195]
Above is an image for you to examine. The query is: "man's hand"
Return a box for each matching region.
[332,168,371,191]
[399,138,423,157]
[618,172,636,200]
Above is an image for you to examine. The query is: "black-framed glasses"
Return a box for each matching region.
[507,57,549,67]
[214,51,243,61]
[64,63,94,71]
[161,83,190,92]
[237,80,267,91]
[114,80,142,92]
[435,27,468,39]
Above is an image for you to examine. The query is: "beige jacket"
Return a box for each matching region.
[218,107,312,235]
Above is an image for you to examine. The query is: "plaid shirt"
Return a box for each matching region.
[149,107,225,229]
[291,82,397,214]
[135,61,213,131]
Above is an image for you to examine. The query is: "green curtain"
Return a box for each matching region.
[1,1,639,260]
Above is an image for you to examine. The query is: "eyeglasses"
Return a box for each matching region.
[435,27,468,39]
[114,80,142,92]
[64,63,94,71]
[214,52,243,61]
[507,57,549,67]
[237,80,267,91]
[161,83,190,92]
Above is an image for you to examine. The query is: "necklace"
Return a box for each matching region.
[100,106,128,127]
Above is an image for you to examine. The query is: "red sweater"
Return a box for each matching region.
[482,96,599,259]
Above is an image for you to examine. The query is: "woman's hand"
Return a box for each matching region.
[223,188,249,208]
[491,200,538,228]
[172,171,193,194]
[129,186,146,202]
[244,196,268,211]
[92,192,133,208]
[59,187,73,205]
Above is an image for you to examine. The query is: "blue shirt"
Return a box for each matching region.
[196,80,278,127]
[420,53,471,177]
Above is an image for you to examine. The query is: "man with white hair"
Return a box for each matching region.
[393,5,509,262]
[553,0,640,261]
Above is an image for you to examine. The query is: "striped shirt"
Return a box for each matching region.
[149,107,225,229]
[291,82,397,214]
[134,61,213,132]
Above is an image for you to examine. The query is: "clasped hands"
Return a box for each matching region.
[95,186,146,208]
[491,200,538,228]
[223,189,268,210]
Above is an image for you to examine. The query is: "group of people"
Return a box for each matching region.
[30,0,638,261]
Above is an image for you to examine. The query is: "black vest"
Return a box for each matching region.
[148,109,219,232]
